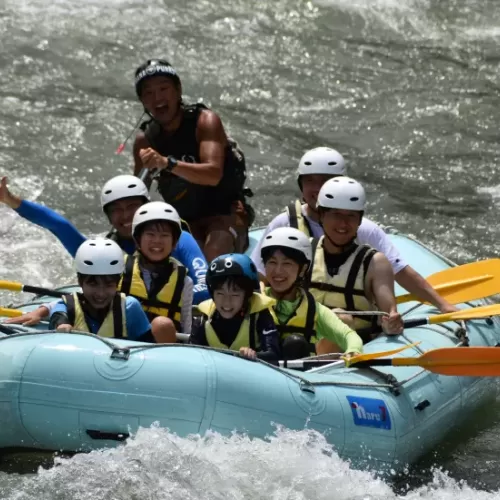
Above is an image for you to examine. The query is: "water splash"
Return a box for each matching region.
[0,426,497,500]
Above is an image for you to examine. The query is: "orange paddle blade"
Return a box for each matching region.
[393,347,500,376]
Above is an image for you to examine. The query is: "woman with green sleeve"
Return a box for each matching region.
[260,227,363,358]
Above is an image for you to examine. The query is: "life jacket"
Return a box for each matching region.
[266,288,318,355]
[119,254,186,329]
[197,292,275,351]
[307,236,377,334]
[62,292,127,339]
[286,200,313,237]
[140,103,250,222]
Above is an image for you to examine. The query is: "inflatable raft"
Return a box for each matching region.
[0,227,498,472]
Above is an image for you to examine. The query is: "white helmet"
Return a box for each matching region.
[132,201,182,239]
[297,147,346,180]
[101,175,150,211]
[75,239,125,275]
[260,227,312,263]
[317,177,366,211]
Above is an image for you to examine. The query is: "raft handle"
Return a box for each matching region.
[86,430,130,442]
[110,347,131,361]
[299,379,316,394]
[414,400,431,412]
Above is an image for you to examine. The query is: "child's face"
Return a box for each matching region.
[81,276,118,310]
[138,222,174,261]
[264,250,302,294]
[213,281,246,319]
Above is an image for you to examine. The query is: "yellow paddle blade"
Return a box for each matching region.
[397,274,494,304]
[393,347,500,376]
[428,303,500,324]
[0,281,23,293]
[397,259,500,305]
[345,342,421,366]
[0,307,23,318]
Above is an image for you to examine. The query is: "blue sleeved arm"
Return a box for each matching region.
[49,300,68,317]
[15,200,87,258]
[124,297,152,340]
[171,231,209,305]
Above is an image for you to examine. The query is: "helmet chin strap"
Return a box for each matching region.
[324,233,357,253]
[272,266,307,300]
[137,250,171,268]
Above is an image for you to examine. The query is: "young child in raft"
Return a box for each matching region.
[260,227,363,358]
[122,201,193,342]
[49,238,154,342]
[189,253,281,361]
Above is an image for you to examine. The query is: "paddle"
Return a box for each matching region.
[356,302,500,338]
[397,259,500,305]
[282,347,500,376]
[403,303,500,329]
[0,307,24,318]
[0,281,65,298]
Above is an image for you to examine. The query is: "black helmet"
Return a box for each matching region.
[134,59,181,97]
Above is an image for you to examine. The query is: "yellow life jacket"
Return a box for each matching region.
[119,254,186,329]
[307,236,377,332]
[265,287,318,354]
[62,292,127,339]
[286,200,313,237]
[198,293,276,351]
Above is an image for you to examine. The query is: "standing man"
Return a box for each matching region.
[132,59,253,262]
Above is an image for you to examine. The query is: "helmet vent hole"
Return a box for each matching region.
[139,210,147,215]
[304,161,312,165]
[325,194,334,199]
[104,189,112,194]
[350,197,359,202]
[127,183,137,189]
[110,260,119,265]
[89,243,96,246]
[288,236,298,241]
[84,260,93,266]
[327,161,337,165]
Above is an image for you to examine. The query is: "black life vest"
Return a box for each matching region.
[140,103,250,222]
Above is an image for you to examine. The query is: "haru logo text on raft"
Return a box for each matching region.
[346,396,392,430]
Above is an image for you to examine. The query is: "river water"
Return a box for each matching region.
[1,0,500,497]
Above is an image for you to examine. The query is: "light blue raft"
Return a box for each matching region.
[0,228,499,472]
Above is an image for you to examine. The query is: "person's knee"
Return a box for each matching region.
[151,316,177,344]
[282,335,311,360]
[204,229,235,261]
[315,338,341,355]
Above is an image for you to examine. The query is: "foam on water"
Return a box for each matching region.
[0,425,497,500]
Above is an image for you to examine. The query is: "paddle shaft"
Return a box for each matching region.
[286,358,405,370]
[19,285,65,298]
[0,281,65,298]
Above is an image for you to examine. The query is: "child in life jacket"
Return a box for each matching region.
[50,239,154,342]
[190,253,280,361]
[260,227,363,357]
